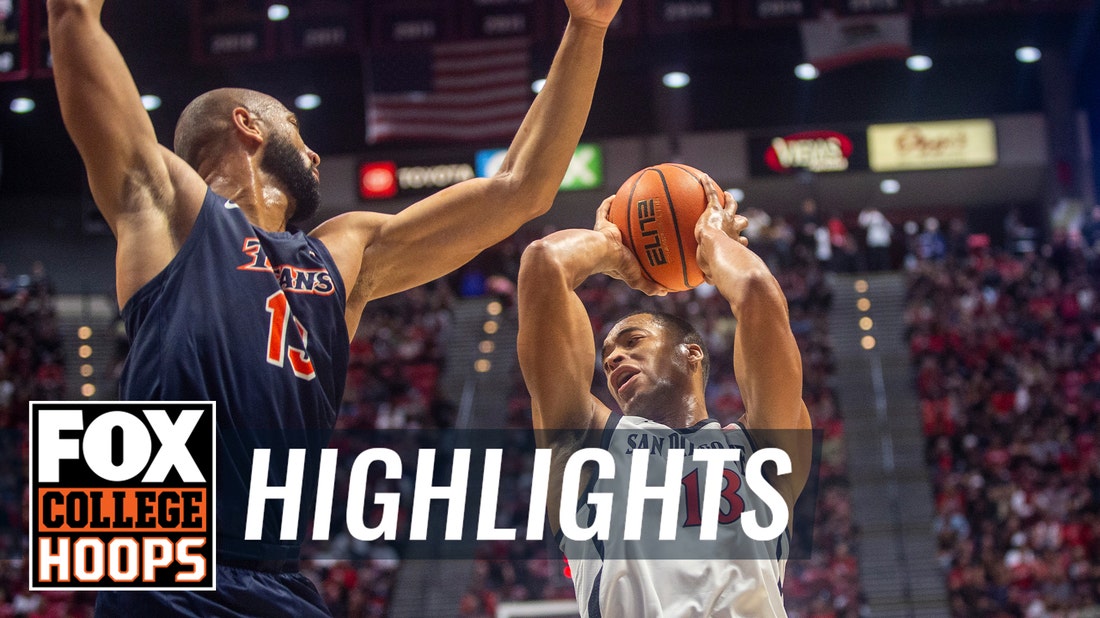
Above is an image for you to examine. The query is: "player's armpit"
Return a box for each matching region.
[49,2,208,308]
[49,2,200,221]
[307,211,387,337]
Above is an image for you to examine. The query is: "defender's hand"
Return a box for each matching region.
[594,196,669,296]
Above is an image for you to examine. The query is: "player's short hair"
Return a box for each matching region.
[616,310,711,385]
[174,88,283,170]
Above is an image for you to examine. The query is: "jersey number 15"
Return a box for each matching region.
[264,290,317,381]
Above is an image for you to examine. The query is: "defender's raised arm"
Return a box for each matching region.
[314,0,624,331]
[48,0,206,307]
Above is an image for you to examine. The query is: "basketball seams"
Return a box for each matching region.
[625,169,662,287]
[667,163,702,183]
[611,163,708,291]
[667,163,709,288]
[653,168,691,289]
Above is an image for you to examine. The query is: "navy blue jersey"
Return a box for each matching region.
[119,188,349,561]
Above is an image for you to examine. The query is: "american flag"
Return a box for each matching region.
[367,37,531,144]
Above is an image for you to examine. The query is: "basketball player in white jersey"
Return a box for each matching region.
[517,176,813,617]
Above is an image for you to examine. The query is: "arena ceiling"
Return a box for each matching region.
[0,1,1097,217]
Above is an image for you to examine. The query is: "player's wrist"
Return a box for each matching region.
[695,225,725,252]
[566,14,615,34]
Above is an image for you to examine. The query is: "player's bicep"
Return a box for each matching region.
[733,290,812,502]
[517,245,606,432]
[734,299,807,430]
[360,178,538,300]
[49,2,171,224]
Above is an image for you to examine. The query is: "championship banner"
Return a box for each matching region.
[459,0,548,41]
[643,0,735,33]
[828,0,910,15]
[369,0,459,48]
[32,0,49,77]
[278,1,361,57]
[1008,0,1092,11]
[191,1,275,65]
[739,0,821,27]
[867,119,998,171]
[920,0,1007,16]
[0,0,29,81]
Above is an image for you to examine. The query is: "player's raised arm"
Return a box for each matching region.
[518,198,667,436]
[48,0,207,306]
[517,198,664,531]
[694,177,813,505]
[314,0,622,322]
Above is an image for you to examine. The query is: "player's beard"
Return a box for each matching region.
[261,132,320,225]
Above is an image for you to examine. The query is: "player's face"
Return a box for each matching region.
[601,315,684,413]
[261,112,321,224]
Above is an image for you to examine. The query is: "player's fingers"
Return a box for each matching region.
[700,174,722,208]
[594,195,616,230]
[596,194,614,217]
[641,283,669,297]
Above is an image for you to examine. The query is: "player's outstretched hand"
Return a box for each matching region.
[594,196,669,296]
[565,0,623,29]
[695,175,749,247]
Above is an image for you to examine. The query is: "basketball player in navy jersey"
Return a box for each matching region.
[47,0,622,614]
[517,177,813,616]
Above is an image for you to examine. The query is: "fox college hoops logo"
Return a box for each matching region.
[29,402,216,591]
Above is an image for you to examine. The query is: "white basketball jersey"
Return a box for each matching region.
[560,413,789,618]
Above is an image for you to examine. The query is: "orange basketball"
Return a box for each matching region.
[609,163,719,291]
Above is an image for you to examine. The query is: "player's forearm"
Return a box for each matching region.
[49,0,162,208]
[494,19,608,209]
[697,227,787,319]
[521,229,622,291]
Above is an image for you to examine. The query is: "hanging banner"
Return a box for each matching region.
[828,0,910,15]
[920,0,1007,16]
[799,10,911,71]
[644,0,734,33]
[740,0,820,26]
[280,1,361,57]
[460,0,548,41]
[0,0,29,81]
[370,1,458,47]
[191,1,275,64]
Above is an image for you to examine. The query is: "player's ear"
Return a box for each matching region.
[231,107,264,147]
[684,343,704,369]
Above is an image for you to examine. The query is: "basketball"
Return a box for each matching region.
[609,163,721,291]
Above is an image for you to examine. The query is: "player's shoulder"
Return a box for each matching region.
[308,210,389,250]
[310,210,388,232]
